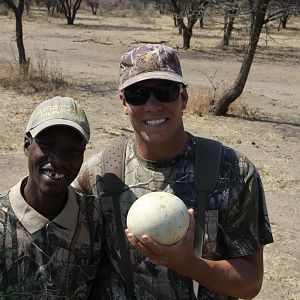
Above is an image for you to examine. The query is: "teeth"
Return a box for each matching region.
[43,170,65,180]
[145,119,166,126]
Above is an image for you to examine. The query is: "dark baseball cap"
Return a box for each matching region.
[25,96,90,143]
[119,44,186,90]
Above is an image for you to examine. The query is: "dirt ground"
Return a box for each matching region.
[0,6,299,299]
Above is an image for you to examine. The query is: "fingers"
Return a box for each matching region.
[124,208,196,268]
[125,229,139,246]
[125,229,152,251]
[126,230,161,263]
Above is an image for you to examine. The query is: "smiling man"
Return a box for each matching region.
[0,96,103,299]
[74,44,273,299]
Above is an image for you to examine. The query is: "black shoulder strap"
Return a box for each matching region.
[194,137,222,257]
[193,137,222,296]
[98,136,135,300]
[195,137,222,194]
[196,136,222,239]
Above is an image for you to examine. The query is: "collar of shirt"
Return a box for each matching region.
[9,177,80,234]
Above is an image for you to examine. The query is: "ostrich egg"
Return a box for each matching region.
[126,192,189,245]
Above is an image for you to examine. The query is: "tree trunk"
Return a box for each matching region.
[182,17,198,49]
[73,0,81,20]
[170,0,204,49]
[25,0,30,15]
[248,0,255,29]
[91,3,97,15]
[173,15,177,26]
[182,28,192,49]
[59,0,82,25]
[281,14,288,28]
[173,15,183,34]
[199,1,208,29]
[67,3,72,24]
[199,16,204,29]
[15,11,27,66]
[222,8,237,48]
[3,0,27,69]
[170,0,188,47]
[212,0,270,116]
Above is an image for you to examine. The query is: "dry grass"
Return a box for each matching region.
[186,86,215,116]
[96,2,159,24]
[0,49,67,95]
[228,99,263,119]
[186,68,228,116]
[136,10,157,25]
[187,85,260,118]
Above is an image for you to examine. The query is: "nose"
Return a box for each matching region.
[144,92,163,111]
[48,150,69,169]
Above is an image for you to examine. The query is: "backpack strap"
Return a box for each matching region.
[193,137,222,296]
[97,136,135,300]
[195,137,222,194]
[101,136,127,181]
[194,137,223,257]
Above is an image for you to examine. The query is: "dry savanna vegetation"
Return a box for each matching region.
[0,1,299,299]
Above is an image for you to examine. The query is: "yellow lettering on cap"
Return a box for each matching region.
[35,105,85,121]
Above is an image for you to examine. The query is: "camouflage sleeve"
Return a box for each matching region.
[222,153,273,258]
[72,152,104,196]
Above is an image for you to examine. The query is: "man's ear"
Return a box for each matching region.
[181,87,188,110]
[119,92,129,115]
[23,135,31,157]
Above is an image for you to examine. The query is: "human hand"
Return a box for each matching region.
[125,208,196,276]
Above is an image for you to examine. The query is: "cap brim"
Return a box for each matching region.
[119,71,186,90]
[28,119,90,142]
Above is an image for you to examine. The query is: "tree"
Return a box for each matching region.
[171,0,208,49]
[2,0,28,70]
[89,0,99,15]
[58,0,82,25]
[45,0,63,16]
[267,0,300,30]
[212,0,270,115]
[211,0,300,115]
[222,0,238,48]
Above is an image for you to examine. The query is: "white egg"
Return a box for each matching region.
[127,192,189,245]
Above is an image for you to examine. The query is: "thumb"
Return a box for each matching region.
[183,208,195,243]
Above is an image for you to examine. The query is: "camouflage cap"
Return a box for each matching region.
[25,96,90,142]
[119,44,186,90]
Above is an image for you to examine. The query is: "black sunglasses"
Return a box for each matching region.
[123,83,183,106]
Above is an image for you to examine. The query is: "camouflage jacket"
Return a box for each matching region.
[0,178,104,300]
[74,133,273,300]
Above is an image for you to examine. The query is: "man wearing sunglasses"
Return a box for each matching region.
[74,44,273,299]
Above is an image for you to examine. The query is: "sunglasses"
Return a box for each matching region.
[123,83,183,106]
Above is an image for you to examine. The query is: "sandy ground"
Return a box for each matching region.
[0,7,299,299]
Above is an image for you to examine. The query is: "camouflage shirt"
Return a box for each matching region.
[0,177,104,300]
[74,133,273,300]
